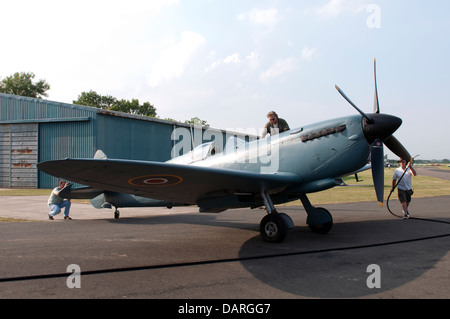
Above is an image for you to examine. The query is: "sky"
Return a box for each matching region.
[1,0,449,160]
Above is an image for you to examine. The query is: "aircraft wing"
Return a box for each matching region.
[349,163,371,176]
[37,158,301,205]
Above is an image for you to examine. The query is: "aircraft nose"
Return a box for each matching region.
[362,113,402,143]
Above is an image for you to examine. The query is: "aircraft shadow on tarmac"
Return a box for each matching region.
[238,219,450,298]
[107,211,449,298]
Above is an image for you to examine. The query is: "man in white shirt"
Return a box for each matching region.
[392,159,417,219]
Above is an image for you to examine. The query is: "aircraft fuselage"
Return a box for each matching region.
[193,114,370,189]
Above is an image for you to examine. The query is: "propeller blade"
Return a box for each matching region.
[384,135,412,162]
[371,139,384,207]
[335,85,373,123]
[336,60,411,208]
[373,59,380,114]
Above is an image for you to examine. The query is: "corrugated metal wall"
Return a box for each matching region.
[0,123,38,187]
[1,93,98,188]
[96,114,173,161]
[38,120,96,188]
[0,125,9,186]
[0,94,96,122]
[1,93,255,189]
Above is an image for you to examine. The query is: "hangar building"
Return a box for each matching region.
[0,93,250,189]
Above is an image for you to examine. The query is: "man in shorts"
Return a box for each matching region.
[392,159,417,219]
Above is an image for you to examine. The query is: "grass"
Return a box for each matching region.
[0,188,91,204]
[303,167,450,205]
[0,217,32,222]
[0,189,52,196]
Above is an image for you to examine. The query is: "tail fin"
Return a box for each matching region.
[94,150,107,159]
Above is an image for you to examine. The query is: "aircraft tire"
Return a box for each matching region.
[259,213,288,243]
[308,208,333,234]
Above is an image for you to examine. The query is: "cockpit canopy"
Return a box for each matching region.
[168,141,220,164]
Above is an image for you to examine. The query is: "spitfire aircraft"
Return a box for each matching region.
[37,60,412,243]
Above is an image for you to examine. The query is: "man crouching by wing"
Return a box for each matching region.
[48,180,72,220]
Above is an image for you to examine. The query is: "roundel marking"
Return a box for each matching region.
[144,178,168,185]
[128,174,183,187]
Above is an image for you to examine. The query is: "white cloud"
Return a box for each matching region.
[1,0,180,41]
[238,8,280,28]
[246,52,261,69]
[260,57,298,83]
[311,0,367,18]
[301,47,318,61]
[223,53,241,64]
[204,61,221,74]
[205,52,249,73]
[148,31,206,87]
[0,0,182,101]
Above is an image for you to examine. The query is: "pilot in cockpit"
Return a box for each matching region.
[261,111,290,138]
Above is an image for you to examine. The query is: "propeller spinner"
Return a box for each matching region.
[335,60,412,207]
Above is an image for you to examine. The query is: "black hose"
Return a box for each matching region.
[386,160,411,219]
[386,161,450,225]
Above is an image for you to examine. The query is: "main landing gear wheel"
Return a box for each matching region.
[308,208,333,234]
[259,213,288,243]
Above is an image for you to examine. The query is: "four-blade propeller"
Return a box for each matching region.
[335,59,412,207]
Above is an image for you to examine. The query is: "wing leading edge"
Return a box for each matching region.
[37,158,302,205]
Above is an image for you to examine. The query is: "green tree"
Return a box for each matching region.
[0,72,50,98]
[185,117,209,127]
[73,90,116,109]
[74,90,157,117]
